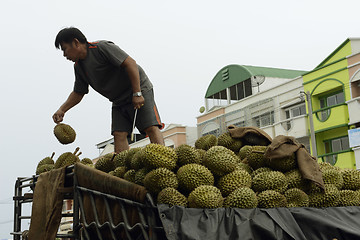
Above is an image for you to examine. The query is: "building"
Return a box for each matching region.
[303,38,360,169]
[198,64,309,148]
[96,124,197,156]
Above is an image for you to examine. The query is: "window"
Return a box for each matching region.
[231,121,245,127]
[283,104,306,130]
[202,130,219,137]
[323,136,350,165]
[317,91,345,121]
[253,111,274,128]
[228,79,252,101]
[285,104,306,118]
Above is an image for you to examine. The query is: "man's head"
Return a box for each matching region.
[55,27,88,62]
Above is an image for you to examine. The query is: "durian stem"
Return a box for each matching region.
[50,152,55,160]
[73,147,80,155]
[76,152,82,157]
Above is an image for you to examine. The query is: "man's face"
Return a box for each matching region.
[60,41,81,62]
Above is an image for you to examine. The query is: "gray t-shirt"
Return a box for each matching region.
[73,40,153,105]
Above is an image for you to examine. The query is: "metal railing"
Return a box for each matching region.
[11,165,165,240]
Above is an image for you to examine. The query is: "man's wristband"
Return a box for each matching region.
[133,92,142,97]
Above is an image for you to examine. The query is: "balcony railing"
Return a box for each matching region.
[313,104,349,132]
[347,96,360,125]
[318,150,355,169]
[274,115,308,138]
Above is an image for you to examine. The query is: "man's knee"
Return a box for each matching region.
[113,131,128,140]
[144,126,159,135]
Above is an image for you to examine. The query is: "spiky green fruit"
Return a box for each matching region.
[37,152,55,174]
[80,158,93,165]
[157,187,188,207]
[177,164,214,194]
[130,148,145,170]
[113,166,127,178]
[143,168,178,195]
[252,171,288,193]
[94,153,115,173]
[223,187,258,208]
[322,168,343,190]
[239,145,252,160]
[284,169,310,192]
[217,170,252,196]
[55,147,81,168]
[203,146,240,177]
[318,162,335,171]
[36,164,55,175]
[236,162,253,174]
[124,169,136,183]
[251,167,272,179]
[257,190,287,208]
[267,153,297,172]
[124,148,142,169]
[247,146,268,170]
[54,123,76,144]
[341,169,360,190]
[113,151,128,168]
[195,149,206,164]
[217,132,243,153]
[284,188,309,207]
[37,152,55,167]
[143,144,177,170]
[195,134,218,151]
[175,144,200,167]
[134,168,149,186]
[188,185,223,208]
[309,184,340,208]
[338,190,360,207]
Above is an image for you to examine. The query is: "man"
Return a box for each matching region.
[52,27,164,153]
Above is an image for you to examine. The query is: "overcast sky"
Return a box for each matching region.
[1,0,360,238]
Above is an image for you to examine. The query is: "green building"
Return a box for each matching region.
[303,38,360,169]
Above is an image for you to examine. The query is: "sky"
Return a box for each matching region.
[1,0,360,238]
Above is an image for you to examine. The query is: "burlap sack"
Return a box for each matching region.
[227,125,272,146]
[264,135,324,189]
[28,167,69,240]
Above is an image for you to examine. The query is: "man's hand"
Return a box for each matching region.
[132,96,145,109]
[53,109,65,123]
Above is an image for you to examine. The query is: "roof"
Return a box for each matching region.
[205,64,306,98]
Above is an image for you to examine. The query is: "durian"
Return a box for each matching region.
[188,185,223,208]
[223,187,258,208]
[54,123,76,144]
[55,147,81,168]
[157,187,188,207]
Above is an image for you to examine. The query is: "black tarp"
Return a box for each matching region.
[158,205,360,240]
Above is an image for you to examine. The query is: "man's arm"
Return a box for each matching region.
[52,91,84,123]
[121,56,145,109]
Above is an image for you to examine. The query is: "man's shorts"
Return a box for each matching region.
[111,89,162,135]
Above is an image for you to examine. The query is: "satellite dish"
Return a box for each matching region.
[199,106,205,113]
[251,75,265,93]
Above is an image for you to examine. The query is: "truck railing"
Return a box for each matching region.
[11,164,166,240]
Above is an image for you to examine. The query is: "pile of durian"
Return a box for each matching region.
[36,132,360,209]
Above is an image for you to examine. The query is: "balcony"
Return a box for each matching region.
[318,150,355,169]
[313,104,349,132]
[274,115,309,138]
[347,96,360,125]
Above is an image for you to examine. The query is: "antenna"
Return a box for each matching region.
[251,75,265,93]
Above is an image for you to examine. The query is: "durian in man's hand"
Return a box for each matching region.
[54,123,76,144]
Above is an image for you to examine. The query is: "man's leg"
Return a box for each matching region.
[113,131,130,153]
[144,126,165,145]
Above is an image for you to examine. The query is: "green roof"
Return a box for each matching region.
[205,64,307,98]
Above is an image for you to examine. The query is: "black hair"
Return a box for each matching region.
[55,27,87,49]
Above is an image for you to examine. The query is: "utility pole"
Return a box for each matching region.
[302,91,317,158]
